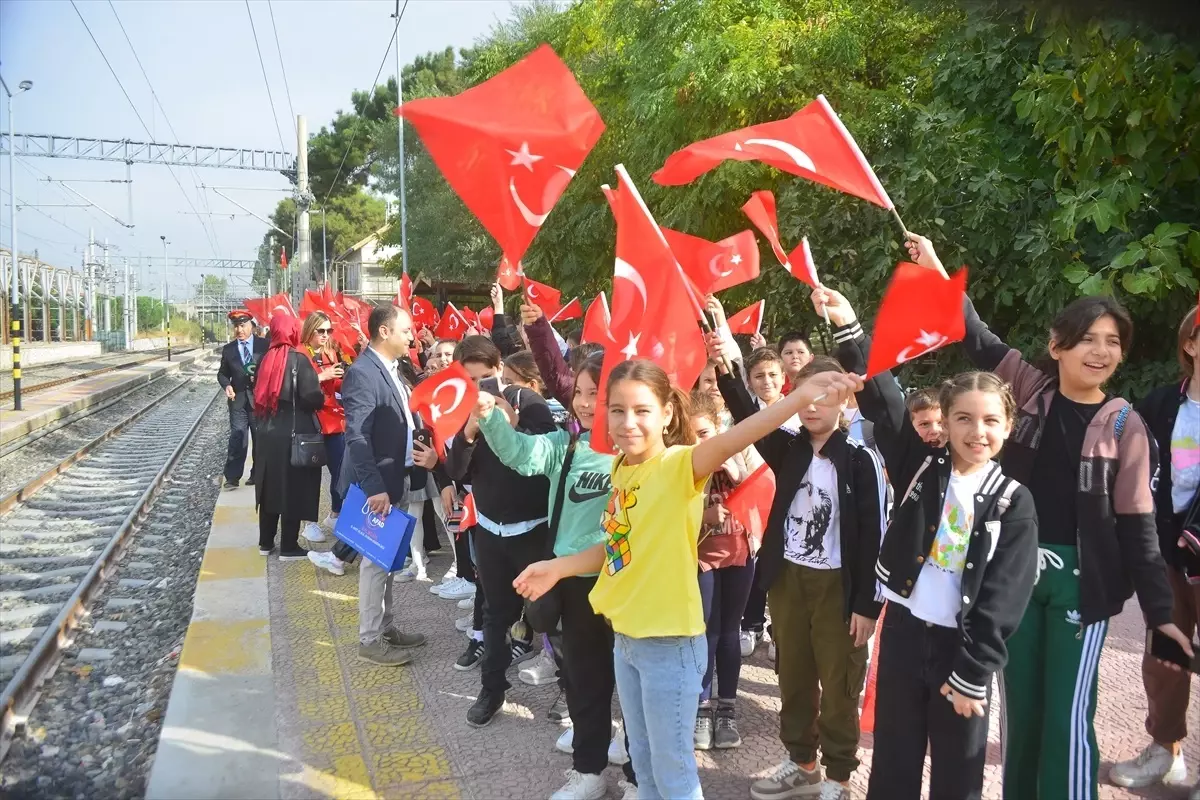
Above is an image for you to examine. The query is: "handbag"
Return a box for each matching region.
[525,437,577,634]
[290,360,328,469]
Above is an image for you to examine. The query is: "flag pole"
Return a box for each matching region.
[890,207,908,238]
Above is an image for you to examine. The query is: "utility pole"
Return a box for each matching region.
[4,75,32,410]
[85,229,95,341]
[293,114,312,305]
[392,0,409,275]
[161,236,171,360]
[322,207,328,288]
[123,258,131,348]
[103,238,112,333]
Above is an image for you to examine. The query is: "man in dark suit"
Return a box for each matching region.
[337,303,428,667]
[217,310,268,490]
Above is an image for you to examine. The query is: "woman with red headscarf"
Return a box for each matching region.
[252,312,326,559]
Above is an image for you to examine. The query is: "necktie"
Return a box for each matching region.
[241,341,250,364]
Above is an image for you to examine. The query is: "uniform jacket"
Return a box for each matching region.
[218,336,268,399]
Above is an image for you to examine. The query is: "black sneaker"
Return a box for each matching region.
[258,545,275,556]
[509,637,536,666]
[224,479,240,490]
[547,689,570,723]
[467,689,504,728]
[245,474,255,486]
[279,547,310,561]
[455,638,485,671]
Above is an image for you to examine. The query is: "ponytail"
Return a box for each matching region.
[664,386,697,447]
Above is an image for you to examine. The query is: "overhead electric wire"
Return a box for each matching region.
[322,0,407,207]
[1,186,89,242]
[106,0,223,258]
[69,0,221,258]
[266,0,297,138]
[245,0,288,153]
[16,160,121,240]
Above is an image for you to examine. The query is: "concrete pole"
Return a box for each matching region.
[103,238,112,333]
[393,0,408,275]
[294,114,312,305]
[56,270,65,341]
[85,229,95,340]
[40,265,49,342]
[123,258,131,348]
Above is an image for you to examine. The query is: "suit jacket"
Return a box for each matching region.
[338,347,412,506]
[217,336,268,397]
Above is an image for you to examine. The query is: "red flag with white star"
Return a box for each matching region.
[726,300,765,336]
[663,228,760,295]
[496,255,524,292]
[396,45,605,265]
[549,297,582,323]
[591,166,707,454]
[434,302,470,341]
[411,296,437,329]
[460,491,478,529]
[581,292,611,346]
[866,262,968,379]
[522,276,562,318]
[653,95,894,210]
[409,361,480,454]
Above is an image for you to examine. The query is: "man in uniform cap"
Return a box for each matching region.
[217,310,268,489]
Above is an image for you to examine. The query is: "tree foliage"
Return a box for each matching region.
[273,0,1199,397]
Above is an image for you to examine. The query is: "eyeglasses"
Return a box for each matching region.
[316,327,333,334]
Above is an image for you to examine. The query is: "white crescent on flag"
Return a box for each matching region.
[744,138,817,172]
[429,378,468,422]
[613,258,648,311]
[896,330,950,363]
[510,178,551,227]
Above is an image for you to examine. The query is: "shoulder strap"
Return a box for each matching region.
[900,455,934,505]
[995,477,1020,514]
[1114,404,1131,443]
[549,437,578,540]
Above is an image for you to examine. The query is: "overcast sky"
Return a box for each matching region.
[0,0,520,297]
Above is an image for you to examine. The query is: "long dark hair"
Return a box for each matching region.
[1035,295,1133,376]
[606,359,697,447]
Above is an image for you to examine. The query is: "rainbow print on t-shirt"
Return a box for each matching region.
[602,486,638,575]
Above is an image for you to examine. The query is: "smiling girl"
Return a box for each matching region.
[905,233,1189,800]
[819,287,1038,800]
[513,359,862,800]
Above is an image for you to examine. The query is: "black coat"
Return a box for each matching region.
[217,336,268,395]
[252,350,325,519]
[1136,378,1193,567]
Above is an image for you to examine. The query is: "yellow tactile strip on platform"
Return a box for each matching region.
[270,559,461,800]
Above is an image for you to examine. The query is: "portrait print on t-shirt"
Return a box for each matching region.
[782,458,841,569]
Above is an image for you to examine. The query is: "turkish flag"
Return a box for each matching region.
[330,318,361,355]
[409,361,480,454]
[663,228,761,295]
[581,292,611,346]
[244,292,295,325]
[866,262,968,379]
[726,299,765,336]
[549,297,582,323]
[394,273,414,312]
[741,191,824,288]
[725,463,776,540]
[790,237,822,288]
[477,306,495,331]
[653,95,894,210]
[396,44,606,265]
[591,165,707,453]
[299,290,325,319]
[280,246,288,270]
[435,302,470,341]
[411,296,437,329]
[523,276,562,318]
[460,491,478,529]
[496,255,523,292]
[461,305,478,326]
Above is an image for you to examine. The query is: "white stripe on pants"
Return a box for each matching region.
[1068,620,1107,800]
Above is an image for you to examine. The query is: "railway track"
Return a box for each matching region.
[0,361,222,760]
[0,347,200,402]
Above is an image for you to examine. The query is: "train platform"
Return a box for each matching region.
[0,350,205,445]
[147,472,1199,800]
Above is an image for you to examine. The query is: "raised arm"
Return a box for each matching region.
[476,395,569,478]
[522,306,575,408]
[692,371,863,481]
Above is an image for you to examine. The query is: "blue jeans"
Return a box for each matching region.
[325,432,345,513]
[613,632,706,800]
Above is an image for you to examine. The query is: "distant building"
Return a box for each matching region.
[336,227,401,303]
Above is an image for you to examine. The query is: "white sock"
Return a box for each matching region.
[471,630,483,642]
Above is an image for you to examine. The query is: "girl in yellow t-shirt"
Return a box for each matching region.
[515,359,863,799]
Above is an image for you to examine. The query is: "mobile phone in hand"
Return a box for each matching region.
[479,377,502,395]
[413,429,433,451]
[1148,630,1200,673]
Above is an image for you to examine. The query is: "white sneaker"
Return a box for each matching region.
[307,550,345,576]
[550,769,606,800]
[520,648,558,686]
[302,522,327,543]
[455,614,473,632]
[751,760,822,800]
[555,726,574,755]
[740,630,758,658]
[458,596,475,610]
[768,640,776,662]
[438,577,475,601]
[608,721,629,765]
[1110,742,1189,788]
[322,513,339,529]
[395,565,427,583]
[618,780,638,800]
[816,781,849,800]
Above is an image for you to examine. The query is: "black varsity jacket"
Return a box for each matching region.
[1136,379,1193,568]
[717,367,887,622]
[834,321,1039,700]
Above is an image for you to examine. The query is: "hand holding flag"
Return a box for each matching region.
[409,361,480,454]
[865,262,968,379]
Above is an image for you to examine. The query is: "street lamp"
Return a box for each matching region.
[1,75,32,411]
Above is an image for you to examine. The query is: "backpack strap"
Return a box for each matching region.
[1114,404,1130,443]
[900,455,934,506]
[995,477,1020,514]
